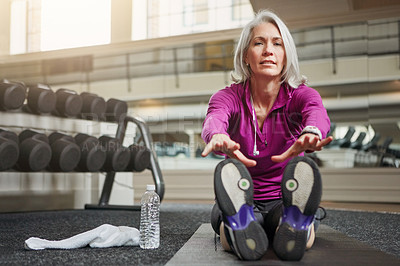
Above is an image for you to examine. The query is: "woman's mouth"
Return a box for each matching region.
[260,60,275,65]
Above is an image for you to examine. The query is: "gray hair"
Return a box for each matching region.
[231,9,306,88]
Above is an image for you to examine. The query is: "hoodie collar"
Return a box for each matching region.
[244,81,293,113]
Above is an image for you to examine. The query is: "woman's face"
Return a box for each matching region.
[245,22,286,81]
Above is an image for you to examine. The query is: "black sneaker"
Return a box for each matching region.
[214,158,268,260]
[273,156,322,261]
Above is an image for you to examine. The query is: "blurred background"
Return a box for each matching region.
[0,0,399,212]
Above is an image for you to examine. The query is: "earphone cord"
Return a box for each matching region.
[250,95,259,156]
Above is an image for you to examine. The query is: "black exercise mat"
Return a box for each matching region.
[166,223,400,265]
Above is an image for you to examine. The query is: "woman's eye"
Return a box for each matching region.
[274,42,282,46]
[255,42,263,46]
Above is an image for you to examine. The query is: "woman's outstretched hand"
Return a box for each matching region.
[201,134,257,167]
[271,134,333,163]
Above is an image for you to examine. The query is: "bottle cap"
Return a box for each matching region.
[146,184,155,191]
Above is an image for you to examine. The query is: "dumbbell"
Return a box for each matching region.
[99,136,130,171]
[54,88,83,117]
[17,129,52,171]
[125,144,151,172]
[0,129,19,171]
[0,80,27,111]
[25,83,56,114]
[105,98,128,122]
[80,92,106,120]
[74,133,106,172]
[48,132,81,172]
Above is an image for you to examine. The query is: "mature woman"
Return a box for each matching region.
[201,10,332,261]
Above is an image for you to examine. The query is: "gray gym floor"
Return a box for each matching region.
[0,204,398,265]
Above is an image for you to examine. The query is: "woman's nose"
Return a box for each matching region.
[262,43,273,56]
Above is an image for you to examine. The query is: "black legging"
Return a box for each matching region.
[210,199,283,242]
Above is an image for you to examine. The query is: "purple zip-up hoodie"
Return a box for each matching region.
[201,81,330,201]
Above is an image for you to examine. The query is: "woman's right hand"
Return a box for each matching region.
[201,134,256,167]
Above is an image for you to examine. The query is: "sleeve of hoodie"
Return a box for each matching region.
[292,85,331,139]
[201,86,239,144]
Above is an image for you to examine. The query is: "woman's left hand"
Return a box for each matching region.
[271,134,333,163]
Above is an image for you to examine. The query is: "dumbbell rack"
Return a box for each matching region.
[1,81,164,210]
[85,115,165,210]
[0,111,164,211]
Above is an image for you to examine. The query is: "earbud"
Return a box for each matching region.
[253,150,259,156]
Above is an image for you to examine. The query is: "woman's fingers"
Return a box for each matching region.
[201,134,227,157]
[201,135,240,157]
[201,142,213,157]
[318,136,333,148]
[201,134,256,167]
[232,150,257,167]
[201,142,214,157]
[271,135,333,163]
[221,141,256,167]
[203,134,333,165]
[271,146,298,163]
[222,140,240,152]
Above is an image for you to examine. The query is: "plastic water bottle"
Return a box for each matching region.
[139,184,160,249]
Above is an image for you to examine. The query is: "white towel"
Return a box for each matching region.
[25,224,140,250]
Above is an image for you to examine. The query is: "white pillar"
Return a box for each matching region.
[0,0,11,56]
[186,130,197,159]
[111,0,133,43]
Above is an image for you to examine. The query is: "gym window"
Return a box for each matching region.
[10,0,111,54]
